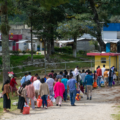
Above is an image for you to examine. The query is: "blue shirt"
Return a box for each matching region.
[20,76,26,85]
[84,75,93,86]
[67,78,77,91]
[44,78,46,82]
[61,78,68,89]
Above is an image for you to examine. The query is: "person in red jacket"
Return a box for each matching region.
[10,74,18,96]
[97,66,102,87]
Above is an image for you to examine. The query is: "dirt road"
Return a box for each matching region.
[1,86,120,120]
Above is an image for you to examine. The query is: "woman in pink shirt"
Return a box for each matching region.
[54,79,65,106]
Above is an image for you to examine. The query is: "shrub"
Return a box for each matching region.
[77,50,87,55]
[22,51,26,55]
[11,51,20,56]
[54,46,72,54]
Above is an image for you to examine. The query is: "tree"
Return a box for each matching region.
[57,14,94,57]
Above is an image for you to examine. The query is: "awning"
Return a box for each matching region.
[16,40,28,43]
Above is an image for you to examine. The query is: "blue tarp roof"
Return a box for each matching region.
[103,23,120,31]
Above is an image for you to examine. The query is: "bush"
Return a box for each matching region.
[22,51,26,55]
[11,51,20,56]
[77,50,87,55]
[54,46,72,54]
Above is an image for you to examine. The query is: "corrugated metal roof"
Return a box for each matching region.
[103,23,120,31]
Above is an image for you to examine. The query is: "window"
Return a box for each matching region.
[13,41,16,46]
[101,58,106,63]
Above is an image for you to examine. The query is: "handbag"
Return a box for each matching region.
[23,103,30,115]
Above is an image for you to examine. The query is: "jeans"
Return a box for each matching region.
[69,90,76,105]
[109,77,113,87]
[63,89,67,101]
[97,76,101,87]
[26,97,35,109]
[41,95,47,108]
[49,87,54,97]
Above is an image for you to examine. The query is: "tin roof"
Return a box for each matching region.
[87,52,120,56]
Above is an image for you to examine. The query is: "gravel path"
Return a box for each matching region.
[1,87,120,120]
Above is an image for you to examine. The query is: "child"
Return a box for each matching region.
[10,74,18,96]
[2,80,11,112]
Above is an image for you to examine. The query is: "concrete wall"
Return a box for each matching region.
[95,56,117,70]
[76,40,95,51]
[103,31,117,39]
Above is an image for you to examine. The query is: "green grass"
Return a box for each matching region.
[112,113,120,120]
[0,53,94,82]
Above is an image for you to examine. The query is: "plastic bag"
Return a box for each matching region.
[93,82,97,88]
[50,96,56,103]
[23,103,30,115]
[47,97,53,107]
[80,90,84,97]
[37,98,42,108]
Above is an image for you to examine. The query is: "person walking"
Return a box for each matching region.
[33,76,41,99]
[2,80,11,112]
[46,75,55,97]
[10,74,18,97]
[39,78,49,109]
[20,73,28,85]
[84,71,93,100]
[61,75,68,102]
[48,70,54,78]
[17,82,27,113]
[67,73,78,106]
[56,71,63,81]
[97,66,102,87]
[54,79,65,106]
[74,66,79,83]
[25,82,35,109]
[26,72,32,81]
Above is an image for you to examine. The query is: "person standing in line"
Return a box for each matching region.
[39,78,49,109]
[46,75,55,97]
[74,66,79,83]
[108,69,114,87]
[84,71,93,100]
[17,82,27,113]
[2,80,11,112]
[103,69,109,87]
[61,75,68,102]
[33,76,41,99]
[67,73,78,106]
[26,72,32,81]
[10,74,18,97]
[56,71,63,81]
[25,82,35,109]
[93,71,98,88]
[97,66,102,87]
[81,69,86,87]
[48,70,54,78]
[20,73,28,85]
[54,79,65,106]
[101,65,106,77]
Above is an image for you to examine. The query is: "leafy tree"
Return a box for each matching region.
[57,14,95,57]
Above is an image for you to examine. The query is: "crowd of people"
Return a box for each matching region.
[2,65,117,113]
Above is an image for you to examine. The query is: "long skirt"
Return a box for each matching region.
[3,94,11,109]
[18,96,25,110]
[10,85,17,92]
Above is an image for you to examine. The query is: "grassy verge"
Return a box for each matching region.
[112,106,120,120]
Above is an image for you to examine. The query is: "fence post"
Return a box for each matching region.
[65,63,66,70]
[91,60,92,72]
[44,58,46,75]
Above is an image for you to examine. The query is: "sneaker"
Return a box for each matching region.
[73,104,76,106]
